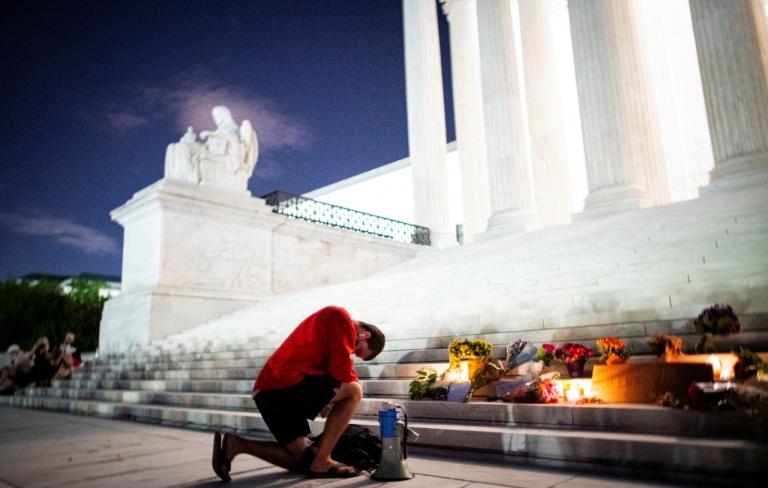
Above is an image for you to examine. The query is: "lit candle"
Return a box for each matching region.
[565,386,580,403]
[719,362,734,380]
[707,355,722,378]
[459,361,470,382]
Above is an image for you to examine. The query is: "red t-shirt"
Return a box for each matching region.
[254,306,358,391]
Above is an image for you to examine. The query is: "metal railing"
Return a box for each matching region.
[261,191,431,246]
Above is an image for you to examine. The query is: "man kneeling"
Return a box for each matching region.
[212,305,385,480]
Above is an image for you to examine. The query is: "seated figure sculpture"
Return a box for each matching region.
[164,106,258,192]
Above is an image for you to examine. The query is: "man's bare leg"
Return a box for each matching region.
[307,381,362,475]
[221,434,307,472]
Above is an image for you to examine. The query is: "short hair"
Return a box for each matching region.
[357,321,385,361]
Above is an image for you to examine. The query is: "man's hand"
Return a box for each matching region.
[320,401,335,418]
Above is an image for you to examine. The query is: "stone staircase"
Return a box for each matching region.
[2,343,767,481]
[4,187,768,481]
[148,185,768,358]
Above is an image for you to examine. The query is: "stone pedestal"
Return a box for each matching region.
[476,0,538,235]
[99,179,281,353]
[690,0,768,193]
[403,0,455,248]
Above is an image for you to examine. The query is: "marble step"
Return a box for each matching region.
[175,308,768,351]
[106,324,768,370]
[364,231,766,279]
[15,386,759,439]
[152,285,768,354]
[397,220,767,271]
[0,394,764,478]
[74,363,445,381]
[146,264,768,349]
[54,377,412,397]
[98,320,768,372]
[55,378,254,393]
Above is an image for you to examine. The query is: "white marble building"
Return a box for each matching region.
[100,0,768,352]
[307,0,745,244]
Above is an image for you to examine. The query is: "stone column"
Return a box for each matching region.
[441,0,491,243]
[476,0,538,234]
[690,0,768,192]
[569,0,667,217]
[631,0,714,201]
[519,0,581,225]
[753,0,768,83]
[403,0,455,247]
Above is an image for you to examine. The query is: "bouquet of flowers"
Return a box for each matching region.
[502,377,559,404]
[694,304,740,335]
[448,339,493,361]
[533,343,556,366]
[694,304,740,352]
[505,339,538,372]
[409,368,448,400]
[648,334,683,358]
[596,337,630,364]
[555,342,593,364]
[445,338,494,386]
[734,347,768,380]
[467,359,505,400]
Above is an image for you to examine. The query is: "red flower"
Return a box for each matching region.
[687,383,709,411]
[555,342,593,362]
[543,344,555,353]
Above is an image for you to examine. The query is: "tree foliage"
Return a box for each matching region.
[0,279,106,353]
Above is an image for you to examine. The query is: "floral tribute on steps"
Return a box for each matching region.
[596,337,631,365]
[693,303,741,352]
[408,338,597,404]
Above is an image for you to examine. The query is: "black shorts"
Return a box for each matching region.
[254,375,339,445]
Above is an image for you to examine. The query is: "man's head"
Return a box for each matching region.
[7,344,21,365]
[64,332,75,345]
[7,344,20,359]
[353,321,385,361]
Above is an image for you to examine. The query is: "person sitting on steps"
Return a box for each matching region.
[211,305,385,481]
[0,344,33,394]
[53,332,81,380]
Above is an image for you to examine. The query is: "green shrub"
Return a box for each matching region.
[0,278,106,352]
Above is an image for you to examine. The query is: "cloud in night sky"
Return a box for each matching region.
[250,158,284,181]
[0,212,118,255]
[104,109,150,131]
[105,72,314,152]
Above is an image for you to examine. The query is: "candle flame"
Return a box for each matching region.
[707,355,722,378]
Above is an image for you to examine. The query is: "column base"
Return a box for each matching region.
[478,208,539,239]
[573,185,650,221]
[430,229,458,249]
[700,152,768,196]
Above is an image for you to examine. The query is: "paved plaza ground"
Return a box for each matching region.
[0,406,725,488]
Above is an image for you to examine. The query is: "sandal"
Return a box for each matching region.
[306,463,361,479]
[212,432,232,482]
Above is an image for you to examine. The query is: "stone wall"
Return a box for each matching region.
[99,179,425,353]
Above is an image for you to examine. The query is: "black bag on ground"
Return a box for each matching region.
[311,424,382,472]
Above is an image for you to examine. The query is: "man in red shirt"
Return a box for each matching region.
[212,305,385,480]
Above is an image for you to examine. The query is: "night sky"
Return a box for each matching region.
[0,0,455,280]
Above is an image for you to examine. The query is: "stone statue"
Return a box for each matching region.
[164,106,259,192]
